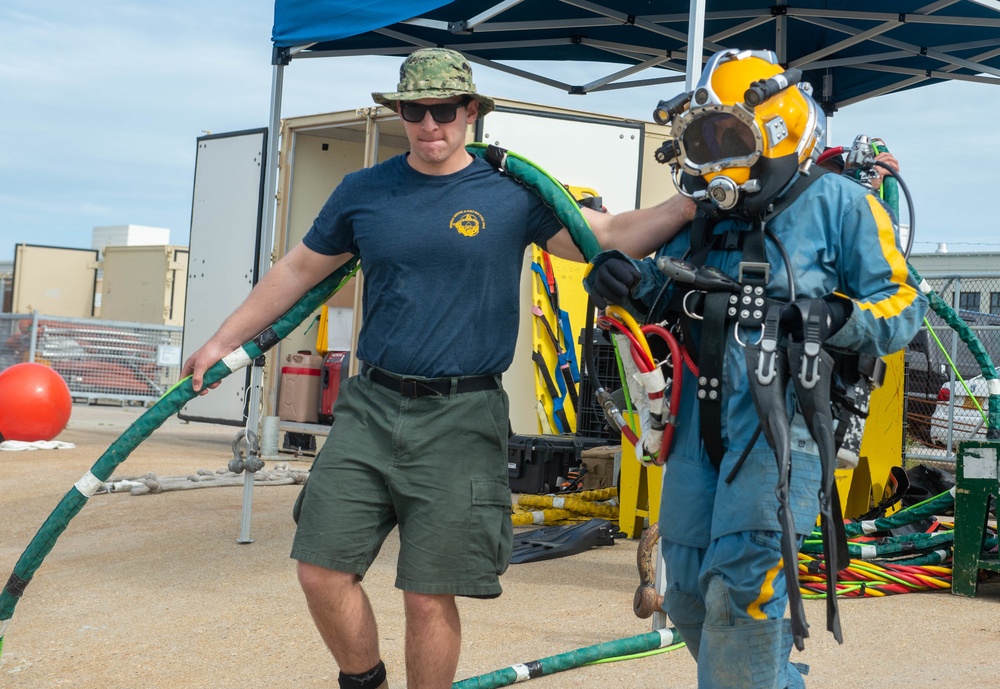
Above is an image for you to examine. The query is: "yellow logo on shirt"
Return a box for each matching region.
[450,210,485,237]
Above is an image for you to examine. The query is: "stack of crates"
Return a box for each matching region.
[575,328,621,440]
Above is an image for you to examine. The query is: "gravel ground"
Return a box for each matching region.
[1,403,999,688]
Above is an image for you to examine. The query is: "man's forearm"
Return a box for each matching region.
[590,194,695,258]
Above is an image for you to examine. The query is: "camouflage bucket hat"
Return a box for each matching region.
[372,48,495,117]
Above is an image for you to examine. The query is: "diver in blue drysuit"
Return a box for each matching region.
[584,49,928,688]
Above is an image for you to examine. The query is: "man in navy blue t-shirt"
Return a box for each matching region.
[182,48,693,689]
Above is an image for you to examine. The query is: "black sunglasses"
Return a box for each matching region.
[399,98,471,124]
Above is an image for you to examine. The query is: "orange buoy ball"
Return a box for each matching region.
[0,363,72,442]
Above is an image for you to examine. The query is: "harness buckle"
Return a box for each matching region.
[797,350,821,389]
[796,301,826,390]
[737,260,770,285]
[756,346,777,384]
[754,305,783,381]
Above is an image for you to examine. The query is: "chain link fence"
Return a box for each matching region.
[905,273,1000,465]
[0,312,183,405]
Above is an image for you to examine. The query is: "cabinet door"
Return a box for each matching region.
[180,129,267,425]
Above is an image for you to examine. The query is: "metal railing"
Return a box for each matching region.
[0,312,183,405]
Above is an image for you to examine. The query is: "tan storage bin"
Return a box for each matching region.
[278,351,323,422]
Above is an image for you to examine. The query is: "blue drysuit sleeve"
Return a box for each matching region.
[824,192,927,356]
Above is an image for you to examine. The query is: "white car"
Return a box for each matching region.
[929,374,990,448]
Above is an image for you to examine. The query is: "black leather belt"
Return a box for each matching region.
[362,363,499,397]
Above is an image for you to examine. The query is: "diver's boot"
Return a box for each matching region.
[787,338,846,644]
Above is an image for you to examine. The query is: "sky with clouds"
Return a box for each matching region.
[3,1,1000,264]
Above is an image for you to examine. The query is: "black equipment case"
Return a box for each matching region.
[507,434,609,494]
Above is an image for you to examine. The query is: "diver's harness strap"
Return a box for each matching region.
[673,218,780,468]
[669,169,831,468]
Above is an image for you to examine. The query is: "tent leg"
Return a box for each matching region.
[237,60,286,544]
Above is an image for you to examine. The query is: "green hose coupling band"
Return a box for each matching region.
[253,327,281,352]
[484,144,507,169]
[4,574,28,598]
[511,659,544,681]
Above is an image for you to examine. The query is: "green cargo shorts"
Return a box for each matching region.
[290,371,513,598]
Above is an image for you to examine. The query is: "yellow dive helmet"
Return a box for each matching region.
[653,49,825,216]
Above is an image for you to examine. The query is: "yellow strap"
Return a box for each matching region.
[315,304,329,354]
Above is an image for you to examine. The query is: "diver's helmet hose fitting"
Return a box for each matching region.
[705,176,741,210]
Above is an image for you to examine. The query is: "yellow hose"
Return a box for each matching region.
[517,494,619,519]
[573,487,618,502]
[605,305,653,363]
[512,508,581,526]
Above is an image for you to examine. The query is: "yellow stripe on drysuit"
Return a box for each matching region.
[852,195,918,320]
[748,558,783,620]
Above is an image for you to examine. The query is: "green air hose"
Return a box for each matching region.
[0,146,602,660]
[870,138,900,234]
[842,488,956,538]
[800,529,955,559]
[451,629,683,689]
[907,263,1000,436]
[467,143,601,262]
[0,257,361,656]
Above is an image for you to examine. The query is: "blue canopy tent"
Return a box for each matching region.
[261,0,1000,282]
[261,0,1000,286]
[229,0,1000,542]
[271,1,1000,107]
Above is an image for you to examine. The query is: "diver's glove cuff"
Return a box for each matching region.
[585,250,642,310]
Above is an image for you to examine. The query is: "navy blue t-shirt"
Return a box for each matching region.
[303,154,562,377]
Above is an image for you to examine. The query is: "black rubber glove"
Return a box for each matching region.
[590,257,640,309]
[780,298,851,342]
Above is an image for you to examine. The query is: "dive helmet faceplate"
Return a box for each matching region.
[655,49,825,215]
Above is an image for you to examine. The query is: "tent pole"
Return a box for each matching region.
[774,1,787,64]
[686,0,706,89]
[237,58,286,545]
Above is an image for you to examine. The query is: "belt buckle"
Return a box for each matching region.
[400,377,422,397]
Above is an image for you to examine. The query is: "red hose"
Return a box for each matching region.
[596,315,654,371]
[816,145,845,167]
[640,323,685,464]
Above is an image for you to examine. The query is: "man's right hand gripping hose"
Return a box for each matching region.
[587,254,641,309]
